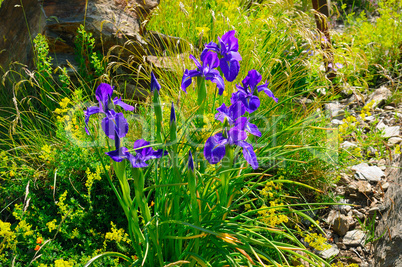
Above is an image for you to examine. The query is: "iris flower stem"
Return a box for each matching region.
[187,164,200,266]
[219,146,234,210]
[153,88,163,144]
[114,161,145,247]
[196,76,207,124]
[90,137,143,257]
[131,168,164,266]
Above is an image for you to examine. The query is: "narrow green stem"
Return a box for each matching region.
[219,146,234,209]
[196,76,207,123]
[153,89,163,144]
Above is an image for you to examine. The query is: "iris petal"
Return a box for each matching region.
[204,133,227,164]
[84,106,101,135]
[237,141,258,170]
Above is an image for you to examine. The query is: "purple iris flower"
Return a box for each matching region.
[85,83,134,137]
[204,127,258,169]
[181,51,225,95]
[106,139,168,168]
[201,30,242,82]
[150,71,161,92]
[231,70,278,113]
[188,150,194,171]
[215,102,245,124]
[215,102,261,137]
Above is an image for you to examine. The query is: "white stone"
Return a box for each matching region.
[351,163,385,182]
[319,244,340,259]
[382,126,400,138]
[341,141,358,149]
[343,230,366,246]
[366,86,392,109]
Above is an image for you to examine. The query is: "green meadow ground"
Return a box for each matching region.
[0,0,401,266]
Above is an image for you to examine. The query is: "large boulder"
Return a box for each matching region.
[373,154,402,266]
[0,0,159,69]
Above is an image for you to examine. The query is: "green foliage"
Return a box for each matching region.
[75,25,105,81]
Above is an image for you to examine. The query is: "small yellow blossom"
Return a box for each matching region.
[46,219,58,232]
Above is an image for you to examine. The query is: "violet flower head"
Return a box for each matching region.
[203,127,258,169]
[215,102,245,124]
[181,51,225,95]
[201,30,242,82]
[85,83,134,138]
[170,102,176,123]
[106,139,168,168]
[150,72,161,93]
[188,150,194,171]
[231,70,278,113]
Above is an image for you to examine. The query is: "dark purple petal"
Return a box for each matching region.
[220,30,239,52]
[215,102,245,124]
[101,116,115,140]
[133,139,150,150]
[236,141,258,170]
[202,51,220,75]
[84,106,101,135]
[101,112,129,140]
[232,91,260,113]
[188,150,194,171]
[170,102,176,123]
[95,83,113,106]
[127,153,149,168]
[243,70,262,91]
[235,117,261,137]
[106,147,129,162]
[204,69,225,95]
[202,42,220,56]
[189,54,202,70]
[181,69,201,93]
[257,82,278,102]
[113,97,135,111]
[220,58,240,82]
[150,72,161,92]
[131,139,168,165]
[204,133,227,164]
[227,127,247,144]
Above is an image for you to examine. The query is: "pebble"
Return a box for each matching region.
[343,230,366,246]
[319,245,340,259]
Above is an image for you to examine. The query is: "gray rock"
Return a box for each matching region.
[388,137,402,146]
[374,155,402,266]
[356,181,372,194]
[341,141,357,149]
[319,244,340,259]
[351,163,385,182]
[364,115,375,123]
[383,126,400,138]
[333,215,352,236]
[325,102,345,118]
[343,230,366,246]
[331,119,345,125]
[366,86,392,109]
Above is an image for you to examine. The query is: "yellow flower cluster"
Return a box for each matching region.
[395,144,401,155]
[15,220,34,237]
[257,200,288,227]
[104,222,131,247]
[260,181,282,200]
[0,220,17,252]
[331,262,359,267]
[338,115,359,142]
[46,219,58,233]
[56,191,69,216]
[360,100,375,121]
[54,97,71,122]
[195,26,210,35]
[39,144,54,162]
[54,258,74,267]
[85,165,103,199]
[304,232,331,251]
